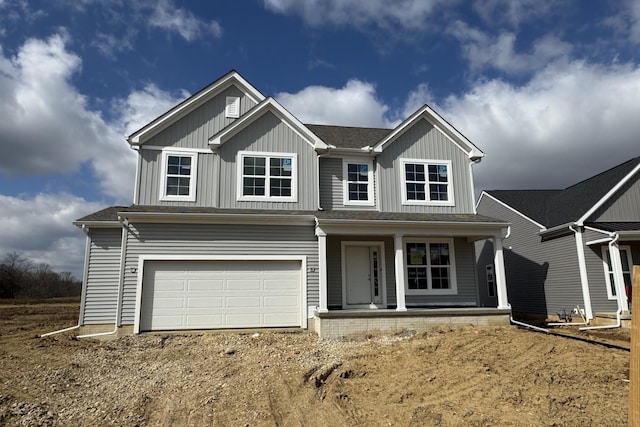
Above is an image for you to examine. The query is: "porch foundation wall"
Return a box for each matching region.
[311,309,511,338]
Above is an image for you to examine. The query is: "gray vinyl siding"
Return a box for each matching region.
[377,119,474,214]
[217,111,318,210]
[476,196,583,318]
[326,236,395,307]
[136,149,217,206]
[319,157,377,210]
[584,244,617,313]
[406,237,477,306]
[590,172,640,222]
[81,228,122,324]
[143,86,257,150]
[119,223,318,325]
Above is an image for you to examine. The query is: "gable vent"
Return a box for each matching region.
[225,96,240,118]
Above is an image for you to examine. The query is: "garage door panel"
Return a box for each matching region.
[188,279,223,291]
[140,260,301,331]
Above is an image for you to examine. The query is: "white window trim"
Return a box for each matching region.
[404,237,457,295]
[225,96,240,118]
[400,158,454,207]
[237,151,298,202]
[601,245,633,300]
[342,158,375,206]
[159,150,197,202]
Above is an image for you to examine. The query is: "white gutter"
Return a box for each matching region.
[568,225,594,321]
[77,218,128,339]
[580,233,623,330]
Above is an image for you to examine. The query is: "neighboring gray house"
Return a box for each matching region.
[476,157,640,324]
[75,70,511,337]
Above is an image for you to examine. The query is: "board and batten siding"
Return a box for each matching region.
[81,228,122,325]
[118,223,319,325]
[217,111,318,210]
[590,172,640,222]
[142,86,257,150]
[137,149,217,206]
[319,157,377,210]
[376,119,475,214]
[476,195,584,317]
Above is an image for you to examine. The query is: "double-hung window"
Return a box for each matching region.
[238,151,297,201]
[343,159,374,206]
[405,238,457,294]
[602,246,633,300]
[401,159,453,206]
[160,150,197,201]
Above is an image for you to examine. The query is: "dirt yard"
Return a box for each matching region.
[0,300,631,426]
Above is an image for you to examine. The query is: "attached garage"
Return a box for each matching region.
[137,258,304,332]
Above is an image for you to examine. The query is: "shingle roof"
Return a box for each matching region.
[585,222,640,232]
[76,205,506,225]
[487,157,640,228]
[305,124,392,149]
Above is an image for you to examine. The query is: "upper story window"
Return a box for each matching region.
[237,151,297,202]
[343,159,374,206]
[160,150,197,202]
[401,159,454,206]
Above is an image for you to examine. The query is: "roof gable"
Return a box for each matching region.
[208,98,328,150]
[372,104,484,160]
[128,70,265,146]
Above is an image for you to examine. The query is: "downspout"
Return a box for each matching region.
[40,225,92,337]
[77,217,129,338]
[580,233,622,330]
[509,304,549,333]
[568,225,593,322]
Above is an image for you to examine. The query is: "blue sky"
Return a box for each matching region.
[1,0,640,277]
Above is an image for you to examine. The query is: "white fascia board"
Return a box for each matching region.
[208,98,328,150]
[372,104,485,160]
[478,191,547,230]
[118,211,316,225]
[128,71,265,146]
[576,161,640,226]
[72,221,121,228]
[315,218,509,237]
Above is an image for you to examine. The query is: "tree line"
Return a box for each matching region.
[0,252,82,299]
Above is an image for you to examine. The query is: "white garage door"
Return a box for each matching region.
[140,260,302,331]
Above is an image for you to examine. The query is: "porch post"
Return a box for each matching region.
[317,230,328,313]
[493,236,509,309]
[394,234,407,311]
[609,242,630,313]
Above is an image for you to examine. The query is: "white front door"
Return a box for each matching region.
[344,244,384,308]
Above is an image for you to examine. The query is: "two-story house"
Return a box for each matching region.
[74,70,511,338]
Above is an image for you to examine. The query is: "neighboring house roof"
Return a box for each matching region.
[305,124,392,150]
[484,157,640,229]
[76,205,506,226]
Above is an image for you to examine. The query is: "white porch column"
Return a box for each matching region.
[609,242,630,313]
[493,236,509,309]
[317,230,328,313]
[394,234,407,311]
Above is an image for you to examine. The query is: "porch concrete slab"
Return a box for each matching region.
[313,308,511,338]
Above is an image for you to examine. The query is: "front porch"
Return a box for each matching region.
[309,307,511,338]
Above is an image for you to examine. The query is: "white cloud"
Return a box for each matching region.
[472,0,555,27]
[276,79,392,128]
[264,0,449,31]
[449,21,572,74]
[0,193,104,277]
[150,0,223,41]
[0,33,136,202]
[440,61,640,192]
[604,0,640,44]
